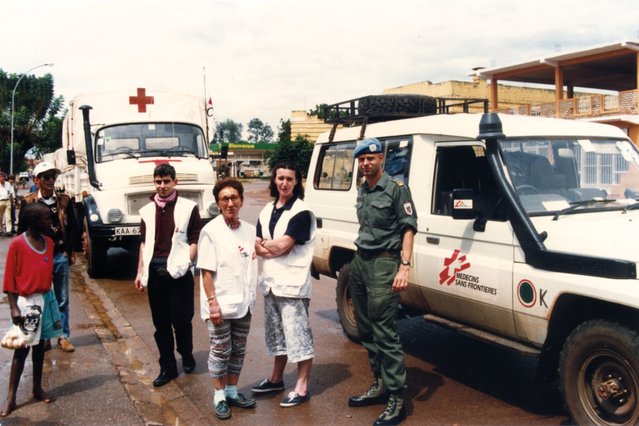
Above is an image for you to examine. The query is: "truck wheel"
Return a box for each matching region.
[559,319,639,425]
[83,218,107,278]
[336,264,360,342]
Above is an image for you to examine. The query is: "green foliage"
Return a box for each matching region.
[277,119,291,144]
[308,103,338,120]
[247,117,274,143]
[214,119,243,144]
[0,69,64,172]
[268,134,313,177]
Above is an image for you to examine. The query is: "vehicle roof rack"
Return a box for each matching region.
[322,94,488,142]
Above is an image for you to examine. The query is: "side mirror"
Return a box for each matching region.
[66,150,76,166]
[451,188,486,232]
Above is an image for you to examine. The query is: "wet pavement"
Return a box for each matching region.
[0,181,571,425]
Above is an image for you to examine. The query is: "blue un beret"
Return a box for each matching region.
[353,137,382,158]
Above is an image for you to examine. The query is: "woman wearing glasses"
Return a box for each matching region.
[197,178,258,420]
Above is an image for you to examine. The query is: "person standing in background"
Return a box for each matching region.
[21,162,77,353]
[0,172,15,237]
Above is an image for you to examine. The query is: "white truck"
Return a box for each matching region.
[305,95,639,425]
[54,88,217,277]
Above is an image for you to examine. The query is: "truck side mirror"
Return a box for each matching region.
[67,149,76,166]
[451,189,486,232]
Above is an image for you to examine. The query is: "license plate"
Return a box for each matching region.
[114,226,140,236]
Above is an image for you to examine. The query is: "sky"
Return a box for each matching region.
[2,0,638,136]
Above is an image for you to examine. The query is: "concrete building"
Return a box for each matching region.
[290,110,336,143]
[472,40,639,143]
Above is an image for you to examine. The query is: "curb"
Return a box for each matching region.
[73,260,209,425]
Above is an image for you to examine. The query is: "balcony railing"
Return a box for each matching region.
[497,89,639,119]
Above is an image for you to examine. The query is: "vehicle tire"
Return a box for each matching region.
[559,319,639,425]
[358,94,437,116]
[336,264,360,342]
[83,218,107,278]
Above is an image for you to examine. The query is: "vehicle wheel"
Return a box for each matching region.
[559,319,639,425]
[336,264,359,342]
[83,218,107,278]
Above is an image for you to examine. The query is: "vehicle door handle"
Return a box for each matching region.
[426,237,440,245]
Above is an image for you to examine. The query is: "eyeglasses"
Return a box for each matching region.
[40,173,57,181]
[219,195,241,204]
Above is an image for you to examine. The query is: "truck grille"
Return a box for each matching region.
[129,173,198,185]
[127,191,203,216]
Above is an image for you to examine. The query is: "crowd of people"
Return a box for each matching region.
[1,143,417,425]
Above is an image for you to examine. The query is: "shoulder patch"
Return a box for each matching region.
[391,178,404,187]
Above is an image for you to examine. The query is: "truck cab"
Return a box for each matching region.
[55,89,217,277]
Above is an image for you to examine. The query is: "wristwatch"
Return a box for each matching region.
[401,258,411,267]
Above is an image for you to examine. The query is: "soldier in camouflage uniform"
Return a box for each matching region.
[348,137,417,426]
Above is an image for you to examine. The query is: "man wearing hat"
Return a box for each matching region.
[22,161,78,352]
[347,137,417,425]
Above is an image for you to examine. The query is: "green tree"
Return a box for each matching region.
[277,118,291,144]
[247,117,273,143]
[268,134,313,178]
[213,119,243,144]
[308,103,338,121]
[0,69,64,172]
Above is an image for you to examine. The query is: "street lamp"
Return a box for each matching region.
[9,62,54,175]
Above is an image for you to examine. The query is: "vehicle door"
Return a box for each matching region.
[415,141,517,337]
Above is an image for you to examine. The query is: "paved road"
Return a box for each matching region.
[0,180,572,424]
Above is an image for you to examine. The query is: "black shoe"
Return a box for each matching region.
[227,393,256,408]
[153,370,178,387]
[251,378,285,393]
[373,393,406,425]
[183,356,196,374]
[349,378,388,407]
[214,399,231,420]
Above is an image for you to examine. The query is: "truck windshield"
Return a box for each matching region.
[95,123,208,162]
[499,138,639,216]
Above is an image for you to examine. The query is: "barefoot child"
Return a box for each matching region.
[1,203,63,417]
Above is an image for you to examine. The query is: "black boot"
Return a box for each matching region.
[373,393,406,425]
[348,377,388,407]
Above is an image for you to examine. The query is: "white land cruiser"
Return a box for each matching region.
[305,95,639,425]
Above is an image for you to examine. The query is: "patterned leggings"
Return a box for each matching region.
[206,313,252,379]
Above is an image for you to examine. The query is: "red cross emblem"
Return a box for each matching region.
[129,88,154,113]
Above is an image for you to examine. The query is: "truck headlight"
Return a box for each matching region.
[107,208,124,223]
[207,203,219,217]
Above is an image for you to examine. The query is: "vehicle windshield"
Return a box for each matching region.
[95,122,209,162]
[499,138,639,216]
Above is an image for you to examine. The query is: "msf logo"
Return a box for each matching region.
[439,249,471,286]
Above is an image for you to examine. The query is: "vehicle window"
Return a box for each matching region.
[384,137,412,183]
[95,122,208,162]
[314,142,356,190]
[500,138,639,215]
[432,145,505,220]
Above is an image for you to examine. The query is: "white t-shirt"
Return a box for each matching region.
[197,215,257,320]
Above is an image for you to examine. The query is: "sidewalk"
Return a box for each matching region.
[0,237,207,425]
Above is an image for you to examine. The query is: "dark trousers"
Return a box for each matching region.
[147,261,194,373]
[349,252,406,392]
